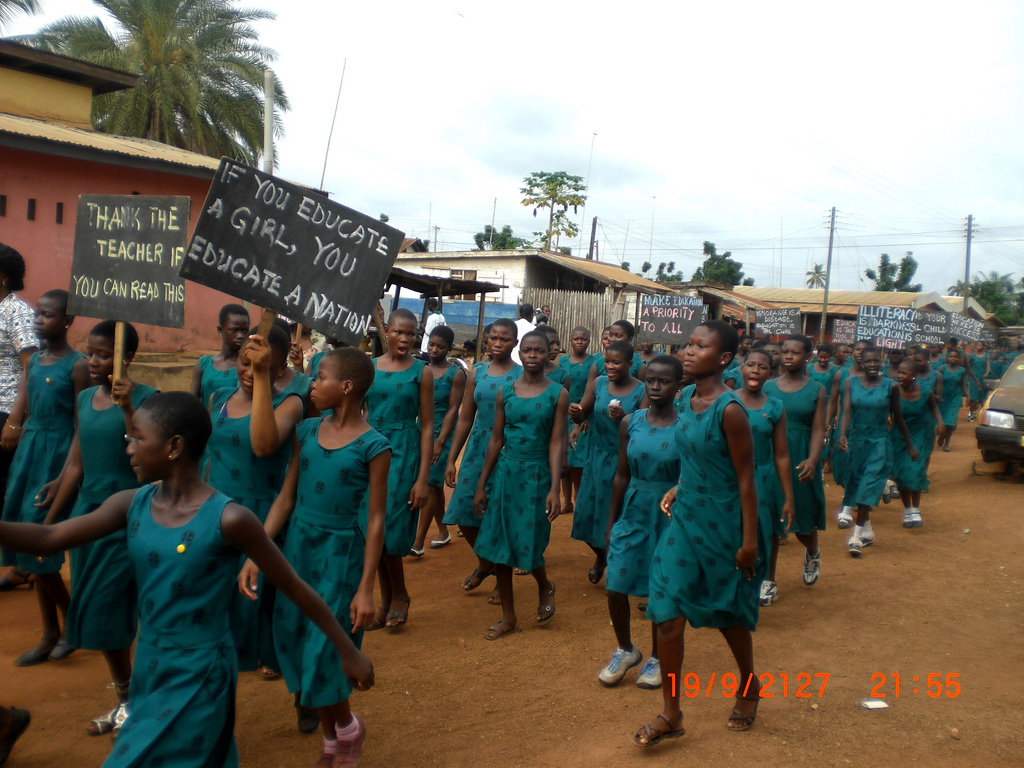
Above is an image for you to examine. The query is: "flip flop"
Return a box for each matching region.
[483,619,520,641]
[462,567,495,592]
[632,713,685,747]
[486,588,501,606]
[536,581,556,624]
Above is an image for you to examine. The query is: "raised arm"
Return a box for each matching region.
[247,336,304,457]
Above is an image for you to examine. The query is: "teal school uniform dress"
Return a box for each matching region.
[605,409,678,597]
[274,420,390,709]
[937,364,965,427]
[278,371,312,413]
[809,364,836,458]
[559,354,596,469]
[443,362,522,529]
[428,364,463,488]
[198,355,238,408]
[65,384,157,651]
[831,366,855,488]
[0,351,84,575]
[473,380,561,571]
[545,365,570,387]
[571,376,645,549]
[108,486,239,768]
[843,377,894,507]
[742,396,785,571]
[206,386,301,672]
[364,357,426,555]
[968,352,989,402]
[890,389,931,492]
[764,378,826,534]
[647,387,759,631]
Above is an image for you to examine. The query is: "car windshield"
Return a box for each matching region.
[1000,356,1024,388]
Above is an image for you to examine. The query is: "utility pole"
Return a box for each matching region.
[587,216,598,260]
[434,225,440,253]
[488,197,496,248]
[962,214,973,314]
[263,69,275,173]
[819,206,836,344]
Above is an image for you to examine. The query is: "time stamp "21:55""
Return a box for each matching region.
[665,672,962,698]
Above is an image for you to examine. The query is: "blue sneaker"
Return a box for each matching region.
[598,646,642,687]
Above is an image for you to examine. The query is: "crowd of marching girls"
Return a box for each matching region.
[0,236,1012,767]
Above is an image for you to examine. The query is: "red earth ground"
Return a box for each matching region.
[1,418,1022,767]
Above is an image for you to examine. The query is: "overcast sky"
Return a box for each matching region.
[9,1,1024,295]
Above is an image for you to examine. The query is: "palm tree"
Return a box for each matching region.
[947,279,969,297]
[806,263,827,289]
[0,0,40,29]
[22,0,287,167]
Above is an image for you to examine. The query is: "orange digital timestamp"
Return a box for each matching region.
[665,672,830,698]
[869,673,961,698]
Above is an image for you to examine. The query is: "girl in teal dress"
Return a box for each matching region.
[207,325,304,677]
[808,343,836,464]
[362,308,433,630]
[884,348,906,380]
[600,355,684,690]
[892,360,944,528]
[737,349,795,608]
[189,303,249,406]
[473,331,568,640]
[40,321,156,735]
[764,336,826,590]
[633,321,761,748]
[829,339,870,528]
[444,319,521,596]
[411,326,464,556]
[242,349,389,767]
[936,349,968,451]
[967,343,991,421]
[587,321,645,383]
[0,391,374,768]
[558,327,596,514]
[0,289,88,666]
[538,325,571,387]
[838,346,916,557]
[570,341,646,586]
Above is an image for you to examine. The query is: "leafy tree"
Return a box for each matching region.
[520,171,587,251]
[474,224,527,251]
[949,271,1023,324]
[946,279,969,297]
[379,213,389,223]
[655,261,685,283]
[23,0,288,166]
[0,0,40,29]
[691,241,753,286]
[621,262,631,272]
[865,251,921,292]
[641,261,652,276]
[806,263,827,289]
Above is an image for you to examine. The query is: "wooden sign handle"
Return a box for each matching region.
[255,309,277,337]
[293,323,304,371]
[111,321,126,406]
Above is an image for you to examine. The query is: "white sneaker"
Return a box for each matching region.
[848,534,863,557]
[802,550,821,586]
[636,657,662,690]
[911,508,923,528]
[837,507,853,529]
[860,522,875,547]
[902,508,915,528]
[759,580,778,606]
[598,645,642,687]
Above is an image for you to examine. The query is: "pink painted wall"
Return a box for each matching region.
[0,147,246,353]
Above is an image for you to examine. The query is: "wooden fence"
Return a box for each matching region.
[523,288,613,339]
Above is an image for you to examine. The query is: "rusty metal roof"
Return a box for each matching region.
[0,111,220,176]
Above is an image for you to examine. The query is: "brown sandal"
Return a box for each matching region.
[632,712,685,747]
[483,619,520,641]
[727,695,760,731]
[536,581,555,624]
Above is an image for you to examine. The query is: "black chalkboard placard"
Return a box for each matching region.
[69,195,189,328]
[180,159,403,346]
[948,312,983,343]
[755,307,801,337]
[978,328,997,345]
[637,294,708,345]
[913,310,950,346]
[855,305,918,349]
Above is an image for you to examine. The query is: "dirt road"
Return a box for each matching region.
[2,420,1022,767]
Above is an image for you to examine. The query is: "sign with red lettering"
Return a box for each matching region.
[638,294,708,344]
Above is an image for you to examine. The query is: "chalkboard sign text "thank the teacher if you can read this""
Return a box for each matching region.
[180,159,403,346]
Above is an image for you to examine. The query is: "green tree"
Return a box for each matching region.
[692,241,754,286]
[655,261,685,283]
[520,171,587,251]
[865,251,922,292]
[23,0,288,166]
[806,263,827,289]
[474,224,527,251]
[967,271,1019,323]
[0,0,40,29]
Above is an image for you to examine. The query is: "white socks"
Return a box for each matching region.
[336,717,360,740]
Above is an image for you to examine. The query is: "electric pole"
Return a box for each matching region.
[962,214,973,315]
[587,217,598,260]
[819,207,837,344]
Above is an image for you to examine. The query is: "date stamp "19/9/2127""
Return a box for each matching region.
[664,672,962,699]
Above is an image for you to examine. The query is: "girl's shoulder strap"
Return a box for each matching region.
[357,427,391,462]
[132,384,160,409]
[295,416,319,443]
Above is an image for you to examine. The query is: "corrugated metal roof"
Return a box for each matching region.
[733,287,935,307]
[395,250,673,294]
[0,111,220,174]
